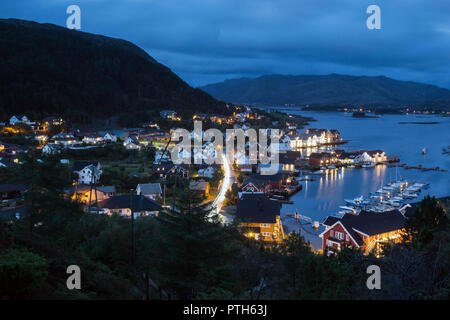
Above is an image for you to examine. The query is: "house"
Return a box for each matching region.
[51,133,79,147]
[98,195,162,217]
[72,185,115,204]
[42,143,61,155]
[9,115,34,126]
[198,166,215,178]
[160,110,180,121]
[103,132,118,142]
[309,152,338,167]
[242,173,288,193]
[152,162,188,179]
[366,150,387,163]
[123,136,142,150]
[82,133,104,144]
[236,193,284,242]
[136,183,162,200]
[319,210,406,256]
[0,184,25,201]
[337,151,359,165]
[74,161,102,185]
[189,179,210,197]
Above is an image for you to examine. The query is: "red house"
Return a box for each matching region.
[319,210,406,256]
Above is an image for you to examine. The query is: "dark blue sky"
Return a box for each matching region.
[1,0,449,88]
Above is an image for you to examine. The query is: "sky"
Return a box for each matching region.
[1,0,449,88]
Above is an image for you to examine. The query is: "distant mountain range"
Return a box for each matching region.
[0,19,225,125]
[200,74,450,110]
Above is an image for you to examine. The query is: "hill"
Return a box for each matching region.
[200,74,450,110]
[0,19,225,125]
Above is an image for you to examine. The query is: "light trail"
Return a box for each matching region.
[210,152,231,223]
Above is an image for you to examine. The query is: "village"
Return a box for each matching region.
[0,106,431,258]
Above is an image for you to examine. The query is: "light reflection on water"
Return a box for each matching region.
[275,110,450,248]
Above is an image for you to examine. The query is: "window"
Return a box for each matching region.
[262,232,271,237]
[335,232,344,240]
[260,223,270,228]
[330,230,334,237]
[346,234,349,241]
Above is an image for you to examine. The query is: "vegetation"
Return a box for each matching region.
[0,154,448,299]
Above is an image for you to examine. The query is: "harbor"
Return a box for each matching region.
[276,110,450,250]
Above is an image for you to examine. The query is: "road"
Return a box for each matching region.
[210,152,232,223]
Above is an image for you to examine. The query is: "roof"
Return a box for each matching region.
[236,193,281,223]
[137,183,162,195]
[74,161,99,172]
[322,209,406,244]
[0,184,25,193]
[97,186,116,193]
[98,195,162,212]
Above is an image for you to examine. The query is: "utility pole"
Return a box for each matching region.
[130,188,135,264]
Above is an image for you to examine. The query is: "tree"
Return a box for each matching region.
[404,195,448,249]
[0,248,48,299]
[153,189,239,299]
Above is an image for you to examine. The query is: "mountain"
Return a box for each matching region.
[0,19,225,125]
[200,74,450,110]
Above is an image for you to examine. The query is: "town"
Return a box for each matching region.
[0,106,424,255]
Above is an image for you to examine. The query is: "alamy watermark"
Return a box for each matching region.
[366,265,381,290]
[170,121,280,175]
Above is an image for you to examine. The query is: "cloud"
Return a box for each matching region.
[1,0,449,88]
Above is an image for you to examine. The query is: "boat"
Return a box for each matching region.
[362,162,375,168]
[344,196,367,206]
[347,165,356,168]
[320,166,327,170]
[339,205,357,213]
[422,147,426,155]
[327,165,336,169]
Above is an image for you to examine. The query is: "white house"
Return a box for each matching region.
[103,132,118,142]
[198,166,216,178]
[74,161,102,185]
[42,144,61,155]
[9,115,34,126]
[51,133,79,147]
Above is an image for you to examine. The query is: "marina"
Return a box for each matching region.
[276,110,450,250]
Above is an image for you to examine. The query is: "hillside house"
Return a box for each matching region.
[97,194,162,217]
[74,161,102,185]
[136,183,162,200]
[236,193,284,242]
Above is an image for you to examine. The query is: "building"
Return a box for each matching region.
[72,185,115,204]
[103,132,118,142]
[152,162,188,179]
[189,179,210,197]
[123,136,142,150]
[309,152,338,167]
[9,115,34,126]
[82,133,104,144]
[136,183,162,200]
[198,166,216,178]
[74,161,102,185]
[160,110,180,121]
[242,173,287,193]
[319,210,406,256]
[236,193,284,242]
[51,133,79,147]
[97,194,162,217]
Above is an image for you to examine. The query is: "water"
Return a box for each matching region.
[274,110,450,249]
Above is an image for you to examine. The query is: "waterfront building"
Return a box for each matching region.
[319,210,406,256]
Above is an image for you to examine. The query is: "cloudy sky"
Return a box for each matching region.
[1,0,449,88]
